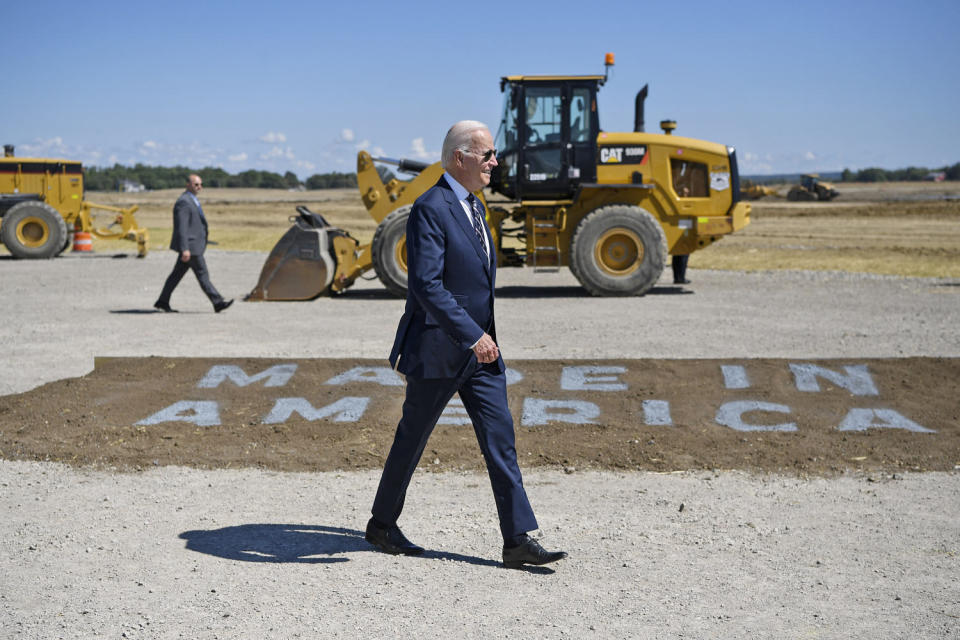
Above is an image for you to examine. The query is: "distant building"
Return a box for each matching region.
[118,179,146,192]
[924,172,946,182]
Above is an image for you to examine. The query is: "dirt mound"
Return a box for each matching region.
[2,357,956,475]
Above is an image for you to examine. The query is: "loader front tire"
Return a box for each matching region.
[1,201,68,259]
[371,205,411,298]
[569,204,667,296]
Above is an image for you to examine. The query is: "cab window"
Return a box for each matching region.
[569,88,591,143]
[495,86,519,153]
[671,158,709,197]
[524,86,562,145]
[494,86,519,180]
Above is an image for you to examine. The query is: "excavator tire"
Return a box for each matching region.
[371,205,411,298]
[0,201,68,259]
[569,204,667,297]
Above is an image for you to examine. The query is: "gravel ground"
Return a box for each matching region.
[2,250,959,639]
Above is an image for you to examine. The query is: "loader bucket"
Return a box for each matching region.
[246,207,337,301]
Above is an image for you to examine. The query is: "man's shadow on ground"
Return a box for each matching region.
[179,523,555,573]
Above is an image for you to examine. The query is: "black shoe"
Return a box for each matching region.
[674,278,691,285]
[365,518,424,556]
[502,535,567,569]
[153,300,177,313]
[214,299,234,313]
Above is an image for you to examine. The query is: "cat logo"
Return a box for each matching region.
[600,147,624,163]
[599,145,647,165]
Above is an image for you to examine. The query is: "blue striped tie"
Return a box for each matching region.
[467,194,488,258]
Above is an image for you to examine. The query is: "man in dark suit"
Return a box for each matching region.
[154,174,233,313]
[366,121,566,569]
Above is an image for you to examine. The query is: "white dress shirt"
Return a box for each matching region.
[443,173,490,262]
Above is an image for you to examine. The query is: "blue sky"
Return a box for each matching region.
[5,0,958,178]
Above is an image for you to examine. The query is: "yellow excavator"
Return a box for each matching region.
[0,145,148,258]
[248,53,751,299]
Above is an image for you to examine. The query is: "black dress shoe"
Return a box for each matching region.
[502,535,567,569]
[153,301,177,313]
[365,518,424,556]
[214,299,234,313]
[674,278,691,285]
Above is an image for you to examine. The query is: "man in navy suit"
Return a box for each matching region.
[154,174,233,313]
[365,121,566,569]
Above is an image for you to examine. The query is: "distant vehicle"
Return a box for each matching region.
[787,174,839,202]
[740,180,780,200]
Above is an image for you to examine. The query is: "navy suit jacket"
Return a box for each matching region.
[389,176,503,379]
[169,191,208,255]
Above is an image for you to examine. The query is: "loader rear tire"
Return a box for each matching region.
[0,201,68,259]
[371,205,411,298]
[569,204,667,296]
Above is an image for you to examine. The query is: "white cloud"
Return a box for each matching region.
[340,129,355,142]
[138,140,159,156]
[259,146,296,161]
[228,152,248,163]
[804,151,816,161]
[410,137,440,161]
[259,132,287,144]
[19,137,67,156]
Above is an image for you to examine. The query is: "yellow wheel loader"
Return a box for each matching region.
[248,54,751,299]
[0,145,148,259]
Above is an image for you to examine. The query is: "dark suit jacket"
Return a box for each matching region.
[170,191,208,254]
[389,176,503,379]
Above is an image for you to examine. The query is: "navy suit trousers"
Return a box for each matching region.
[372,360,538,540]
[158,254,223,306]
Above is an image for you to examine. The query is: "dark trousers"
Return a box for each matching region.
[672,254,689,283]
[157,254,223,306]
[372,360,538,540]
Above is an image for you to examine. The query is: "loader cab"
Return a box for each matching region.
[492,75,602,200]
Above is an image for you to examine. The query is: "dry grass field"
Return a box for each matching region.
[691,181,960,278]
[11,181,960,278]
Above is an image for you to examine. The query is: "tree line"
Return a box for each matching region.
[83,164,396,191]
[83,160,959,191]
[840,162,959,182]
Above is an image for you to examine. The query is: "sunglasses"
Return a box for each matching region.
[462,148,497,162]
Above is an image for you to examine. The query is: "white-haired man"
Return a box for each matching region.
[365,121,566,569]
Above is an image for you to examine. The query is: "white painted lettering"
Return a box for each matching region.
[721,365,750,389]
[642,400,673,426]
[197,364,297,389]
[560,366,627,391]
[789,363,879,396]
[521,399,600,426]
[323,367,404,387]
[262,397,370,424]
[438,398,471,425]
[505,367,524,386]
[136,401,221,427]
[837,408,935,433]
[715,401,797,432]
